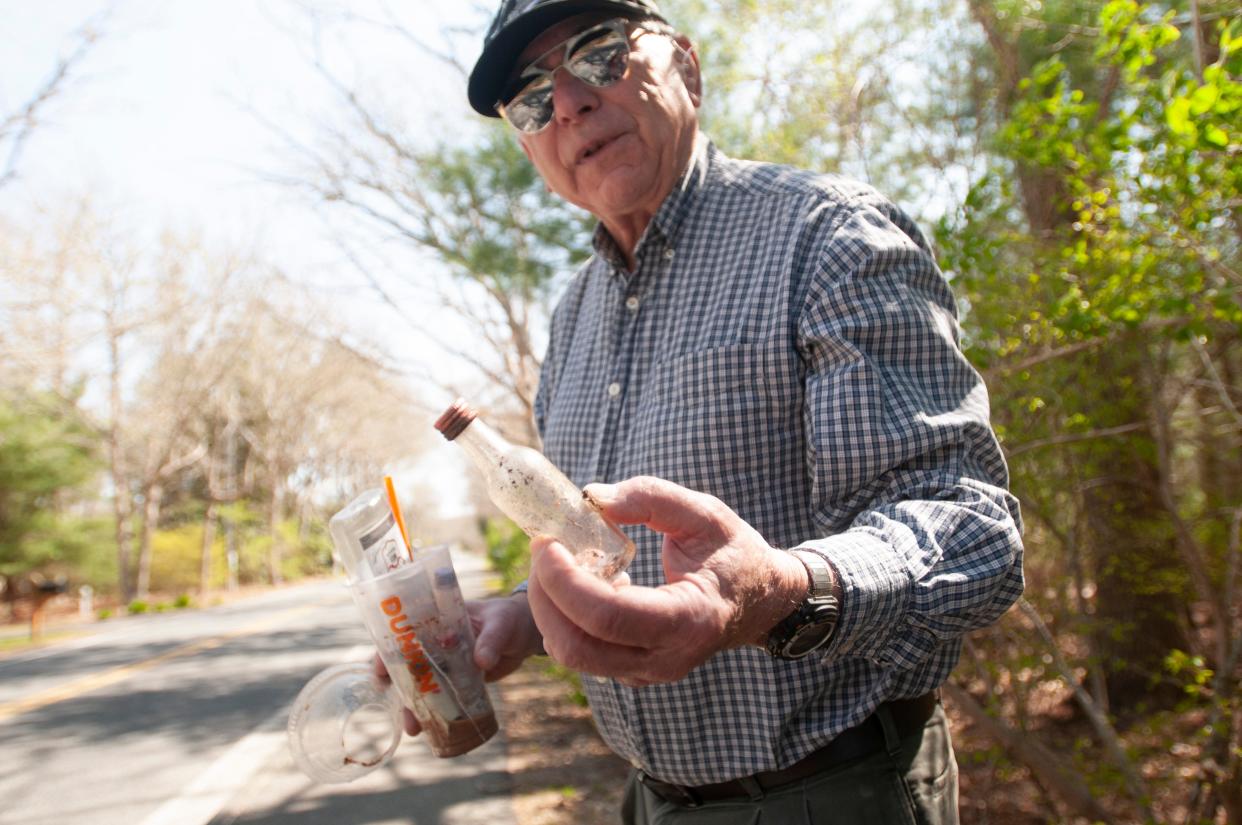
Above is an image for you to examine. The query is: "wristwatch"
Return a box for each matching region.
[765,550,841,659]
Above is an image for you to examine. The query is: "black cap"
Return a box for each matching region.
[468,0,667,118]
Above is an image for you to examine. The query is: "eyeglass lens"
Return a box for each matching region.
[502,24,631,133]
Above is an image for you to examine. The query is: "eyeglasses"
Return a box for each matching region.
[497,18,641,134]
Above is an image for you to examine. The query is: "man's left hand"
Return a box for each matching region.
[526,475,809,686]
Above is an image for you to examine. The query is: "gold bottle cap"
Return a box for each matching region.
[434,398,478,441]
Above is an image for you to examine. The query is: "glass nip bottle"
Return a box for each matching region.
[434,399,635,580]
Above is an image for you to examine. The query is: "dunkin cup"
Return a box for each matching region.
[348,545,498,758]
[288,488,497,783]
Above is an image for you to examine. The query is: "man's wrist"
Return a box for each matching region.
[743,549,811,647]
[506,585,547,657]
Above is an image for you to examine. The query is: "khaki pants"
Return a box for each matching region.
[620,705,959,825]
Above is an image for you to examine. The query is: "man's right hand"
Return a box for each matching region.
[373,592,542,736]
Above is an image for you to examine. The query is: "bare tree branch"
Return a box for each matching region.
[982,316,1196,380]
[942,681,1110,821]
[1017,599,1153,819]
[0,10,108,190]
[1004,422,1146,457]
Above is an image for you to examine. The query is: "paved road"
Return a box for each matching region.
[0,550,516,825]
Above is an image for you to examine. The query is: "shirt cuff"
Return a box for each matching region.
[793,532,911,664]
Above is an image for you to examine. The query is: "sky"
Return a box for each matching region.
[1,1,482,222]
[0,0,499,517]
[0,0,495,268]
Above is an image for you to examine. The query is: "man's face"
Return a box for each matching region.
[509,14,701,232]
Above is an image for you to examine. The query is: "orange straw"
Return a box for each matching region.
[384,475,412,557]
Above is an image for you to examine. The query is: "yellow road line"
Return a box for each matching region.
[0,602,322,723]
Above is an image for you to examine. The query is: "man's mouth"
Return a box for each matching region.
[577,134,620,165]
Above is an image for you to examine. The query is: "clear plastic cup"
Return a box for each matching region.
[287,662,404,784]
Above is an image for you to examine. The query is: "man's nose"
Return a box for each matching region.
[551,67,600,124]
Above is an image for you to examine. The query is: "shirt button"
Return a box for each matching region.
[663,248,675,261]
[625,295,640,311]
[607,382,621,398]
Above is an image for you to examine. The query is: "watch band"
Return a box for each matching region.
[790,550,835,599]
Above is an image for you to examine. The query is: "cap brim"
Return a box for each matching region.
[467,0,662,118]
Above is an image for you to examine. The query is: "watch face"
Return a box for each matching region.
[786,617,837,657]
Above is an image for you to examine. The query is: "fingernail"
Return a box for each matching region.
[582,484,616,506]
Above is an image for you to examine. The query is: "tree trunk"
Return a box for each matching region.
[1075,346,1187,711]
[2,576,15,624]
[296,491,309,543]
[267,484,284,586]
[200,499,218,596]
[1014,164,1075,236]
[110,472,134,604]
[107,323,133,603]
[225,517,239,592]
[135,481,163,599]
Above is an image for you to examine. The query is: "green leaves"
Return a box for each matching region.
[1164,95,1193,135]
[483,516,530,591]
[0,393,100,577]
[416,124,592,300]
[954,0,1241,357]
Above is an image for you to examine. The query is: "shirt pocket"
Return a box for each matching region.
[626,340,802,497]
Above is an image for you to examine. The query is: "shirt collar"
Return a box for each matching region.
[590,132,712,270]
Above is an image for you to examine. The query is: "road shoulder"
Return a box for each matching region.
[497,661,629,825]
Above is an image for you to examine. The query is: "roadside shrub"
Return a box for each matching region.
[483,518,530,591]
[127,600,148,615]
[543,661,588,707]
[151,524,226,593]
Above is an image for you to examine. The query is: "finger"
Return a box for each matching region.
[472,609,509,674]
[527,559,658,679]
[473,641,500,674]
[372,652,390,683]
[533,538,718,646]
[584,476,730,542]
[401,707,421,737]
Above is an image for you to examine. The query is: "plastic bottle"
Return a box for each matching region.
[328,489,411,580]
[434,399,635,580]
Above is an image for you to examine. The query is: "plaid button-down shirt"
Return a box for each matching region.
[533,137,1024,786]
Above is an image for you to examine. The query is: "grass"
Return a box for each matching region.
[0,630,82,654]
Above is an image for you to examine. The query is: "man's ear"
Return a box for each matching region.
[675,36,702,108]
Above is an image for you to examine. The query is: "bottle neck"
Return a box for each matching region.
[455,417,511,471]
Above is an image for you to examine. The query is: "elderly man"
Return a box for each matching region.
[406,1,1024,821]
